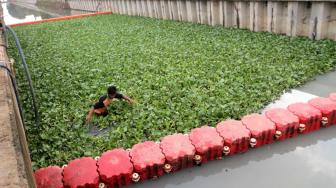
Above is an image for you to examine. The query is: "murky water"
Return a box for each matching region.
[1,2,90,25]
[2,2,50,25]
[131,126,336,188]
[2,1,336,187]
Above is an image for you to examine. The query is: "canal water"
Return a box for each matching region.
[1,1,90,25]
[2,1,336,187]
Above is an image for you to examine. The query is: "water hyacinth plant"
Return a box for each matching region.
[8,14,336,169]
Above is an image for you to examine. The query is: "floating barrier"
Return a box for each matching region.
[63,157,99,188]
[288,102,322,133]
[189,126,224,164]
[329,93,336,101]
[34,93,336,188]
[129,141,166,181]
[34,166,64,188]
[216,120,250,155]
[308,97,336,127]
[97,149,135,187]
[160,133,195,172]
[241,113,276,148]
[265,108,300,140]
[8,12,112,27]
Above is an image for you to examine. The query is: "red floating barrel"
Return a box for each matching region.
[160,133,195,172]
[34,166,64,188]
[265,108,300,140]
[189,126,224,164]
[129,141,166,181]
[216,120,251,155]
[308,97,336,127]
[63,157,99,188]
[329,93,336,101]
[287,102,322,133]
[241,113,276,148]
[97,149,134,187]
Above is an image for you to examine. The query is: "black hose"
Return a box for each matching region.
[4,25,39,127]
[0,63,26,131]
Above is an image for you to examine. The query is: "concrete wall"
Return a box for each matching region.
[0,11,36,188]
[64,0,336,40]
[67,0,112,11]
[10,0,37,4]
[34,0,70,9]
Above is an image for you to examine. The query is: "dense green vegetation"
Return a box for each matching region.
[9,14,336,169]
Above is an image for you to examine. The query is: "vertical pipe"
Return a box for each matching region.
[309,2,331,40]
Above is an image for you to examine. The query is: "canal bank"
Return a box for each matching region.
[0,8,35,188]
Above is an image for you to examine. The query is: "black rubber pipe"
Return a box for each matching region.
[4,25,39,127]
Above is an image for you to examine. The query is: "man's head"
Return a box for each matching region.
[107,86,117,99]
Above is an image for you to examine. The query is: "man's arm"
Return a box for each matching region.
[116,93,135,104]
[122,95,135,104]
[86,95,107,124]
[86,107,94,124]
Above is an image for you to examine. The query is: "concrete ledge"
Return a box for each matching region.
[0,36,30,188]
[0,6,36,188]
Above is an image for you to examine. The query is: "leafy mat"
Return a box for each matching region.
[9,14,336,169]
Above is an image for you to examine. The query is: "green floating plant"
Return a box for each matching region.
[8,14,336,169]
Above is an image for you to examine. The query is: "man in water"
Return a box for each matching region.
[86,85,134,124]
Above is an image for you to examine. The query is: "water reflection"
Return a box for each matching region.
[295,144,336,178]
[2,2,51,24]
[2,2,90,25]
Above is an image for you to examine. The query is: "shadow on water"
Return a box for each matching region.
[130,125,336,188]
[88,124,114,137]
